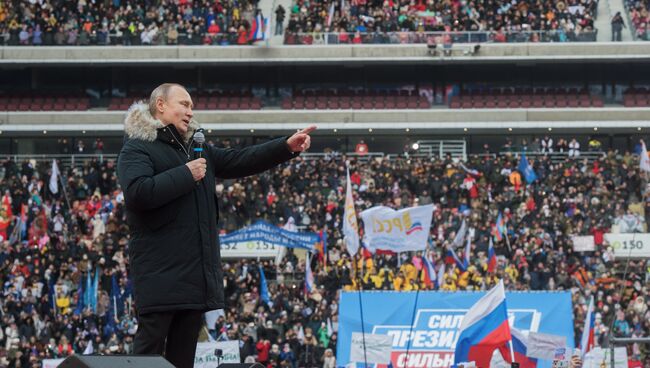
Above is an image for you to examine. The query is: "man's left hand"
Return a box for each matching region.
[287,125,317,153]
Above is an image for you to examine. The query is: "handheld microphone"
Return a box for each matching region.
[193,129,205,159]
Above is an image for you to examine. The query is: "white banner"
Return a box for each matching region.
[194,341,240,367]
[360,204,434,252]
[220,241,281,259]
[603,233,650,259]
[527,331,567,360]
[571,236,595,252]
[349,333,392,364]
[42,359,64,368]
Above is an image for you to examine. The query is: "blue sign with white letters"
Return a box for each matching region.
[337,291,573,368]
[219,220,318,251]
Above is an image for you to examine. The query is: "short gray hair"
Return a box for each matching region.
[148,83,186,116]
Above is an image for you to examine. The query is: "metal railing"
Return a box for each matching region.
[6,154,117,169]
[411,140,467,160]
[497,150,605,163]
[0,31,261,47]
[300,152,385,161]
[284,30,599,45]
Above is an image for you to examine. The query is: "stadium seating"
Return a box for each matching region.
[108,91,263,111]
[0,93,90,111]
[284,0,599,44]
[623,87,650,107]
[281,89,430,109]
[449,88,605,109]
[0,0,261,46]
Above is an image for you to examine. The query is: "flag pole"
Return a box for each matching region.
[509,339,516,365]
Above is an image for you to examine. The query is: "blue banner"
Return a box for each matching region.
[219,220,318,251]
[337,291,574,368]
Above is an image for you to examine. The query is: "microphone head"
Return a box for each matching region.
[193,129,205,144]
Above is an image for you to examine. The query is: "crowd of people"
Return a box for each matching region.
[0,0,262,46]
[0,138,650,367]
[283,0,600,44]
[625,0,650,41]
[0,0,605,46]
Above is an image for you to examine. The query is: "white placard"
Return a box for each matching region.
[349,333,392,364]
[220,241,281,259]
[604,233,650,259]
[572,236,595,252]
[205,309,225,330]
[527,331,567,360]
[583,347,628,368]
[552,347,570,368]
[457,362,476,368]
[42,358,64,368]
[194,341,240,367]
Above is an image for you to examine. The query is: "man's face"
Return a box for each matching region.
[157,86,194,136]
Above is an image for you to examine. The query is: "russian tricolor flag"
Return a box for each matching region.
[445,246,467,272]
[248,14,267,42]
[421,255,436,287]
[487,237,497,273]
[454,280,512,368]
[498,327,537,368]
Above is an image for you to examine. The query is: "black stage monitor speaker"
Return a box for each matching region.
[218,364,265,368]
[58,355,175,368]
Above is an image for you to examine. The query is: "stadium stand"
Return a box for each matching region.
[448,87,605,109]
[0,143,649,366]
[623,87,650,107]
[281,89,430,110]
[0,0,262,46]
[0,92,90,111]
[625,0,650,40]
[107,91,263,111]
[284,0,600,44]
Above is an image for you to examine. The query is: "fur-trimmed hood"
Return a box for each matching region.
[124,101,200,143]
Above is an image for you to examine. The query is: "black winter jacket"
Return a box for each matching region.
[117,102,297,314]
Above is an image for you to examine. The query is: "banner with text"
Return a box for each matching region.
[337,291,574,368]
[194,341,241,368]
[360,205,434,252]
[604,233,650,259]
[220,241,281,259]
[220,220,318,252]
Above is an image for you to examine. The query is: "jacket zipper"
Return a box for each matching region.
[168,128,191,160]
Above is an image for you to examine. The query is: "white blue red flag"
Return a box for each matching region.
[487,237,497,273]
[579,296,595,358]
[454,280,512,368]
[498,327,538,368]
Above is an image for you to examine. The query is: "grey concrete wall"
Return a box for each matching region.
[2,43,650,64]
[1,108,649,132]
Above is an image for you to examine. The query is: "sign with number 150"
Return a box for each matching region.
[604,233,650,259]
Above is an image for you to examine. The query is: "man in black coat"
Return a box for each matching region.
[117,83,315,368]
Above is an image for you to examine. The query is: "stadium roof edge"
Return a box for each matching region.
[2,42,650,65]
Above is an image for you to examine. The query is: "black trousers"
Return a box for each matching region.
[134,310,203,368]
